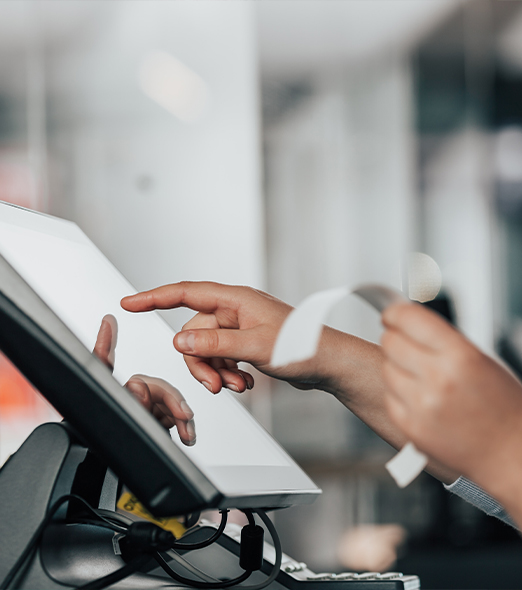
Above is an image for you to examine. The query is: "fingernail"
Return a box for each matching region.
[246,381,253,390]
[177,331,195,353]
[180,400,194,420]
[227,384,240,393]
[202,381,214,393]
[186,421,196,443]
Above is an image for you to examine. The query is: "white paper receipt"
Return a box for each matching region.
[270,286,350,367]
[270,283,428,488]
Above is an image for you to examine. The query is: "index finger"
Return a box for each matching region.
[93,314,118,370]
[121,281,241,314]
[381,302,460,351]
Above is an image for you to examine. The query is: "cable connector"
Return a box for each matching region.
[120,521,176,558]
[239,524,264,572]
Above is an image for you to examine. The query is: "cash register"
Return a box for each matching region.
[0,201,420,590]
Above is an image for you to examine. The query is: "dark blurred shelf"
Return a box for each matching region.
[397,542,522,590]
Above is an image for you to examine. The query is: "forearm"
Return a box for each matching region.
[314,327,460,485]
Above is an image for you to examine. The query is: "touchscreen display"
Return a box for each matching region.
[0,203,319,497]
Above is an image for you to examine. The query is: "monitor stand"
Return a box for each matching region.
[0,421,177,589]
[0,422,420,590]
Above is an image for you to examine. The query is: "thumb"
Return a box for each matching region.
[174,327,267,364]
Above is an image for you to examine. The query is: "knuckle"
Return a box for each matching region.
[178,281,191,304]
[440,345,479,388]
[197,329,219,354]
[419,388,442,414]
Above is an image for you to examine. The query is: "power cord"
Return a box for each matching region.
[0,494,124,590]
[172,509,228,550]
[236,509,283,590]
[93,507,229,552]
[1,494,282,590]
[153,508,282,590]
[163,548,221,583]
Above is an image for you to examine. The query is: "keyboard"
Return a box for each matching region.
[179,521,420,590]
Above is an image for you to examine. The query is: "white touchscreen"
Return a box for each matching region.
[0,203,318,497]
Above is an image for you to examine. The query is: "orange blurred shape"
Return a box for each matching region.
[0,156,38,210]
[0,352,52,419]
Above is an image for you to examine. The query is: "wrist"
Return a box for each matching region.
[309,327,353,394]
[315,328,383,397]
[463,424,522,528]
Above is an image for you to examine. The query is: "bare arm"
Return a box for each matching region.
[121,282,459,483]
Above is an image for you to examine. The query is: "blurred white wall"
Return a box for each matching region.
[44,1,264,330]
[256,0,461,76]
[265,61,415,343]
[422,130,496,352]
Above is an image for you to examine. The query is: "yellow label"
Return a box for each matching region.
[117,492,187,538]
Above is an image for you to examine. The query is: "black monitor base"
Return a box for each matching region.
[0,422,179,589]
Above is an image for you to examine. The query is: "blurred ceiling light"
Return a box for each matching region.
[138,50,209,123]
[494,127,522,183]
[407,252,442,303]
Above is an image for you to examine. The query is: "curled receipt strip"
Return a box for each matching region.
[270,284,428,488]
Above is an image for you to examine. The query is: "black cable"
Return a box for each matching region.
[1,494,115,590]
[163,549,220,583]
[68,498,130,532]
[154,508,282,590]
[2,492,281,590]
[95,508,133,528]
[241,509,256,527]
[171,509,228,550]
[154,552,252,589]
[235,509,282,590]
[75,554,152,590]
[66,519,126,534]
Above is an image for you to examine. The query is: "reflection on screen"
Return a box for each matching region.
[0,212,290,481]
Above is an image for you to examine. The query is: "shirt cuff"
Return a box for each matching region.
[444,476,517,529]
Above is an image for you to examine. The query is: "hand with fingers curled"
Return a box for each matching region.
[93,314,196,447]
[121,281,339,395]
[121,280,522,525]
[381,302,522,512]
